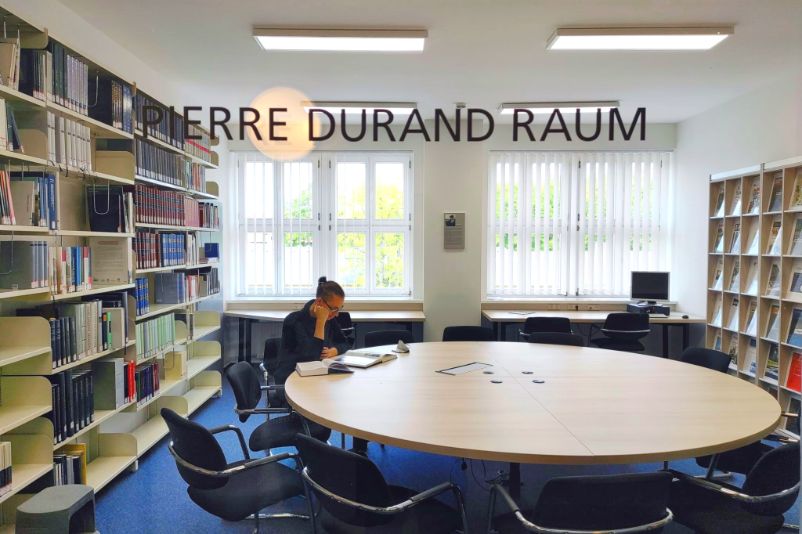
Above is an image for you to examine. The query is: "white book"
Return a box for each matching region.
[337,348,399,368]
[295,359,353,377]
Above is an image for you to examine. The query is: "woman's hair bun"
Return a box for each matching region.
[318,276,327,285]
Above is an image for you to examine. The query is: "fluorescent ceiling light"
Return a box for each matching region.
[304,101,417,115]
[547,26,733,50]
[253,28,426,52]
[499,101,620,115]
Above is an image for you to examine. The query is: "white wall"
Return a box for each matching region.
[673,72,802,316]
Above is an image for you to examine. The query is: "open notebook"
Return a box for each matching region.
[336,348,398,368]
[296,359,353,377]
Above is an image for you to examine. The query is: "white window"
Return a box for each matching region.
[487,151,672,297]
[234,152,413,297]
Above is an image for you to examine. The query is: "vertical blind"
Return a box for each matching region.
[487,151,672,297]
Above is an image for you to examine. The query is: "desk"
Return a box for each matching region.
[286,342,779,495]
[224,309,426,362]
[482,310,706,357]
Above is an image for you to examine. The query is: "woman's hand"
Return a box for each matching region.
[321,347,339,359]
[312,302,330,322]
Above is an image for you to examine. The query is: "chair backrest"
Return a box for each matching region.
[680,347,731,373]
[741,441,800,516]
[531,472,672,532]
[161,408,228,490]
[225,361,261,422]
[263,337,281,375]
[523,316,572,334]
[336,312,354,330]
[602,313,650,340]
[295,433,393,527]
[363,329,414,348]
[528,332,585,347]
[442,326,495,342]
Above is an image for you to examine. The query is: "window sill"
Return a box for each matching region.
[226,297,423,312]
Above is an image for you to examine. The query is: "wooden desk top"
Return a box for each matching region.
[482,310,705,324]
[286,342,779,465]
[225,309,426,322]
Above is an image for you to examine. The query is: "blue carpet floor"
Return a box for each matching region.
[95,364,800,533]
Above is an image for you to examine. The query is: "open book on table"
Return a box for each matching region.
[336,348,399,368]
[296,359,354,377]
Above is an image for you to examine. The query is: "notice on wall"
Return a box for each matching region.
[444,212,465,250]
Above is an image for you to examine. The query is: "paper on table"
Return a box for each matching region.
[436,362,493,375]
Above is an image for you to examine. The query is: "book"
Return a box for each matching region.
[727,297,739,331]
[786,353,802,392]
[789,270,802,299]
[728,263,740,292]
[0,240,49,290]
[711,258,724,290]
[712,331,722,351]
[713,190,725,218]
[766,304,781,341]
[93,358,126,409]
[787,308,802,346]
[768,174,783,211]
[710,296,723,327]
[713,224,724,253]
[791,218,802,256]
[764,345,780,382]
[744,224,759,255]
[337,349,399,368]
[791,174,802,209]
[746,181,760,214]
[744,260,759,295]
[295,360,353,377]
[766,263,781,296]
[729,222,741,253]
[60,443,87,484]
[730,183,742,216]
[742,338,756,374]
[766,221,782,255]
[744,300,758,336]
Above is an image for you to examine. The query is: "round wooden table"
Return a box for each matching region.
[285,342,781,465]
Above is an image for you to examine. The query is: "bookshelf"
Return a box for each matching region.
[0,6,223,525]
[708,156,802,441]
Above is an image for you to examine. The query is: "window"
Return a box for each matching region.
[234,152,413,297]
[487,151,672,297]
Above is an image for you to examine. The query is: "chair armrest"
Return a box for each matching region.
[670,469,801,504]
[168,445,299,478]
[601,328,651,335]
[518,330,531,341]
[260,384,285,391]
[235,407,291,416]
[488,484,672,533]
[208,425,250,460]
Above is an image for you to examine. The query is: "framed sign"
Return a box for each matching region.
[444,212,465,250]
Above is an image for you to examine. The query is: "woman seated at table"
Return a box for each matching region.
[275,276,351,384]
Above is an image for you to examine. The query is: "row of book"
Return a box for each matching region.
[136,360,161,407]
[49,370,94,444]
[47,40,89,116]
[712,218,802,257]
[0,170,57,228]
[712,298,802,347]
[153,270,219,304]
[187,162,207,192]
[19,48,50,101]
[135,137,187,187]
[134,184,208,227]
[0,241,49,290]
[134,231,187,269]
[48,111,93,172]
[185,123,212,164]
[53,448,85,486]
[134,92,184,149]
[135,313,176,361]
[91,77,133,133]
[0,442,11,497]
[713,334,801,391]
[713,172,802,219]
[198,202,219,229]
[0,99,23,152]
[135,277,150,316]
[86,185,134,234]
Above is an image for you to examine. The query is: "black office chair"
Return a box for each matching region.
[669,442,800,534]
[518,316,572,341]
[161,408,308,532]
[262,337,285,408]
[336,312,356,345]
[527,332,585,347]
[364,329,414,348]
[590,312,650,352]
[680,347,731,374]
[226,361,330,453]
[295,433,468,533]
[487,472,673,533]
[442,326,495,342]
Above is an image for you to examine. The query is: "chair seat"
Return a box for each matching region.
[250,413,332,452]
[669,479,785,534]
[591,337,646,352]
[318,485,461,534]
[188,460,304,522]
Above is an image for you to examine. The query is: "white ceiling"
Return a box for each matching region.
[58,0,802,123]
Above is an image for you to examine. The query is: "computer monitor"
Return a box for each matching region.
[631,271,669,303]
